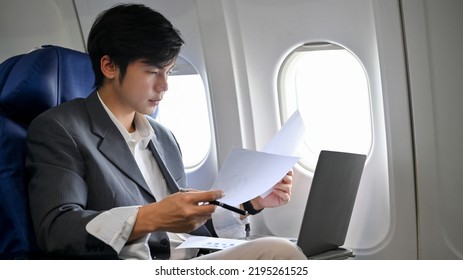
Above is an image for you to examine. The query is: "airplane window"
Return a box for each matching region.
[155,56,211,169]
[279,43,372,171]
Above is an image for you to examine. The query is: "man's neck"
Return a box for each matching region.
[97,89,136,132]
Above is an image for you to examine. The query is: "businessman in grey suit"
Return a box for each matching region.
[26,4,306,260]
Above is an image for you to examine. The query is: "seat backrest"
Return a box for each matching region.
[0,45,95,258]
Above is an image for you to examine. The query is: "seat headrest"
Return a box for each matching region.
[0,45,95,125]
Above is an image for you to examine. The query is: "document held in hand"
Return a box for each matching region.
[210,110,305,206]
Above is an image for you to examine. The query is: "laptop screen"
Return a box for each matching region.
[296,150,366,257]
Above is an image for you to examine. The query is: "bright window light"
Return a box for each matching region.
[279,43,372,171]
[155,57,211,169]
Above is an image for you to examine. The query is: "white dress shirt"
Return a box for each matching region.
[86,94,247,259]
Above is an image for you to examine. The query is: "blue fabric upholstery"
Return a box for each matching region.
[0,45,95,258]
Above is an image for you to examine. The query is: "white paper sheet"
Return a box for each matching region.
[209,110,305,205]
[262,110,305,156]
[210,148,299,205]
[259,110,306,197]
[175,236,248,250]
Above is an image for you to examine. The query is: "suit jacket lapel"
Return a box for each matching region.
[148,138,180,194]
[85,92,154,197]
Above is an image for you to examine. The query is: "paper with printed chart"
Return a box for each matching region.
[210,110,305,205]
[176,236,248,250]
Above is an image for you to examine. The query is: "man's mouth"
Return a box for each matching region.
[149,98,161,105]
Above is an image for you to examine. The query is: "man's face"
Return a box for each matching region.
[113,59,175,116]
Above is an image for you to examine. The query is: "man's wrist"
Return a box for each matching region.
[242,200,263,215]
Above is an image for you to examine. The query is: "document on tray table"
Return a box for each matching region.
[176,236,248,251]
[209,110,305,206]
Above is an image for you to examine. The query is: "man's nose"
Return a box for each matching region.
[155,76,169,93]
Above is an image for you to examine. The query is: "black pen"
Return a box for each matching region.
[209,200,248,216]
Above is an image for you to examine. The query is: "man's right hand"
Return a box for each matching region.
[129,189,224,241]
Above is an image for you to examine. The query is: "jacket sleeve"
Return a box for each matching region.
[26,112,117,258]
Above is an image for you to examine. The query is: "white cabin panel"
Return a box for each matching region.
[402,0,463,259]
[0,0,85,61]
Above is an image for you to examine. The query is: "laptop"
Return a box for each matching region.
[296,150,366,259]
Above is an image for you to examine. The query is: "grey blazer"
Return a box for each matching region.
[26,91,209,259]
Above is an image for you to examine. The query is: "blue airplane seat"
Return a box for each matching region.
[0,45,95,258]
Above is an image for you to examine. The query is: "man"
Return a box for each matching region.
[26,3,306,260]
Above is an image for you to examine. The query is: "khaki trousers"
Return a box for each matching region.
[193,237,307,260]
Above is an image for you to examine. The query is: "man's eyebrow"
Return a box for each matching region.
[142,62,176,70]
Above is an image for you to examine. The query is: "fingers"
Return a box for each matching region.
[276,174,292,193]
[273,169,293,203]
[179,188,224,201]
[273,183,291,195]
[272,188,291,203]
[185,189,224,203]
[280,169,294,184]
[175,189,224,216]
[140,190,225,234]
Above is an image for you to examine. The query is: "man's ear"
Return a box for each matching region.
[100,55,117,79]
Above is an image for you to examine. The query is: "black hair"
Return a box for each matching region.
[87,3,184,87]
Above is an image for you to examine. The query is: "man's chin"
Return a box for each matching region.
[142,106,158,117]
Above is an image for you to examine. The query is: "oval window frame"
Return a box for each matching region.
[155,56,212,169]
[278,43,373,171]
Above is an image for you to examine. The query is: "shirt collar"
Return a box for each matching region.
[97,92,155,148]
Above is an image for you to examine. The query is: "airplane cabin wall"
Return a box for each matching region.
[1,0,462,259]
[0,0,85,62]
[401,0,463,259]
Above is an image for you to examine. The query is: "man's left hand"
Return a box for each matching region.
[250,169,293,210]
